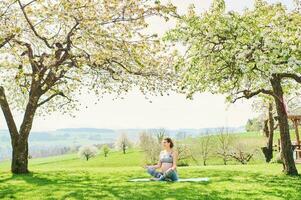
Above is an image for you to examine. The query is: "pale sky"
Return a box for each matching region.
[0,0,295,131]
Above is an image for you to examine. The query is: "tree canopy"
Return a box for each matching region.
[0,0,176,174]
[0,0,176,114]
[166,0,301,101]
[165,0,301,175]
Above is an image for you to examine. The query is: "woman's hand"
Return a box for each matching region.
[165,168,174,174]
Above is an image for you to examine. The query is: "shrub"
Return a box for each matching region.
[101,144,110,157]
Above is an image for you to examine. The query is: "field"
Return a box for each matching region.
[0,149,301,200]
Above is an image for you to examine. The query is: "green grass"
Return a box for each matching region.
[0,149,301,200]
[183,131,267,165]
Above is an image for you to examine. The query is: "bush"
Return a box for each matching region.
[101,144,110,157]
[177,160,189,166]
[245,118,263,132]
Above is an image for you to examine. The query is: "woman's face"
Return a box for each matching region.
[162,139,170,149]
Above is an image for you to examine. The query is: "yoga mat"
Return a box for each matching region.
[178,178,210,182]
[129,178,210,182]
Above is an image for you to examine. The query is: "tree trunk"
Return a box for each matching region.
[271,76,298,175]
[13,96,38,173]
[123,145,126,154]
[0,86,39,174]
[12,137,29,173]
[223,157,227,165]
[0,87,28,173]
[266,102,275,162]
[263,119,269,137]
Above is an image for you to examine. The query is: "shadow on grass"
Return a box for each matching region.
[0,168,301,200]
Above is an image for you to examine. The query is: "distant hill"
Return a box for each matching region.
[0,126,245,161]
[56,128,115,133]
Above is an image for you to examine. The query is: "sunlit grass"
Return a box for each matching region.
[0,149,300,200]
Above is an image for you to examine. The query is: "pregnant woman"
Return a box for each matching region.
[145,137,179,181]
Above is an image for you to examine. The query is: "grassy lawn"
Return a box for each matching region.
[0,150,301,200]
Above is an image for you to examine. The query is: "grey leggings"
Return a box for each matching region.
[147,167,178,181]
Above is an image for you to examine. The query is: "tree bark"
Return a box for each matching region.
[263,119,269,138]
[223,157,227,165]
[266,102,275,162]
[13,95,38,173]
[271,75,298,175]
[0,86,39,174]
[0,87,27,173]
[268,103,274,146]
[123,143,126,154]
[12,137,29,173]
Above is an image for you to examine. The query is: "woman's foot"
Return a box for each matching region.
[150,175,164,181]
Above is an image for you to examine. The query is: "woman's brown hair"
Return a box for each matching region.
[164,137,174,148]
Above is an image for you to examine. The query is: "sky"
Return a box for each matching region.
[0,0,296,131]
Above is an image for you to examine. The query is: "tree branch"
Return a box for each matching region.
[22,0,37,8]
[0,0,18,18]
[37,92,67,107]
[17,0,53,49]
[15,40,41,74]
[101,13,157,26]
[233,89,275,103]
[109,59,158,77]
[65,18,80,50]
[278,73,301,83]
[15,40,34,59]
[0,86,19,141]
[0,34,15,48]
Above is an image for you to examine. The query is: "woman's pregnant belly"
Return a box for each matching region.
[161,163,173,172]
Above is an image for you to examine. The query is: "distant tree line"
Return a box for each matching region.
[138,129,260,166]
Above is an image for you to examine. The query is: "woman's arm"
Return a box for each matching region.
[171,151,178,170]
[145,152,162,169]
[151,160,162,169]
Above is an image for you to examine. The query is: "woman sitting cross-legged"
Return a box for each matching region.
[145,137,178,182]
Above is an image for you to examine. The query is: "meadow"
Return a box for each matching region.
[0,148,301,200]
